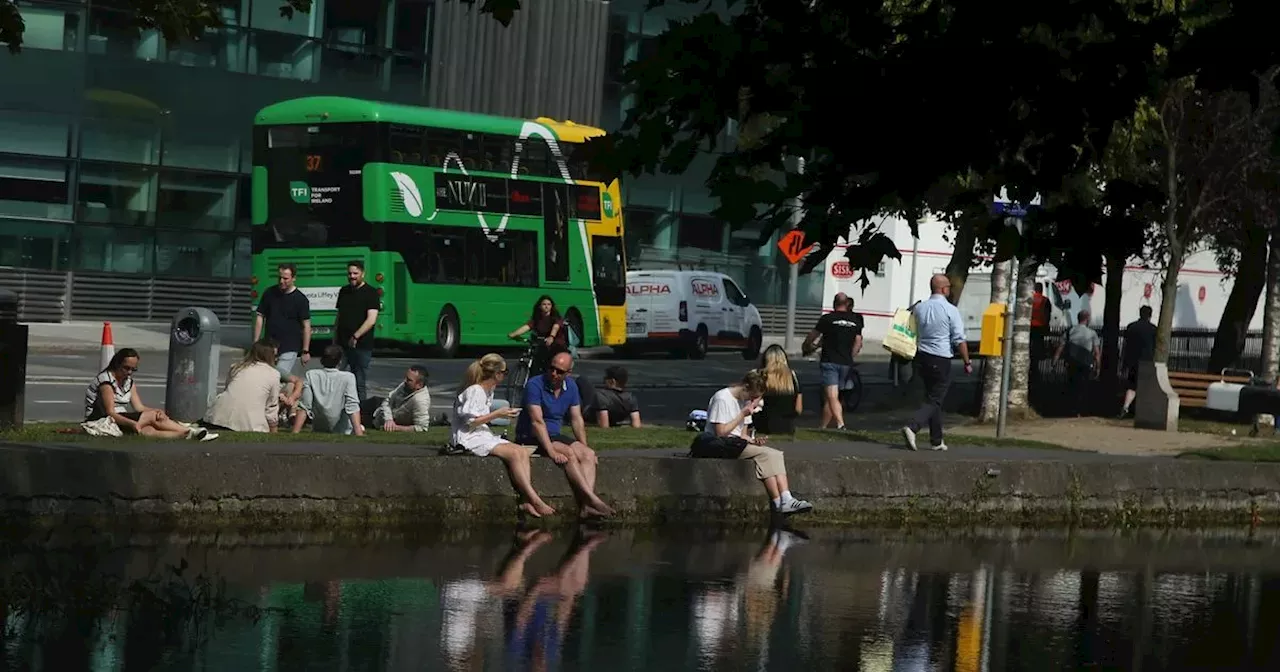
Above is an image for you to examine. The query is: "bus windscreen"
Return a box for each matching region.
[259,123,374,248]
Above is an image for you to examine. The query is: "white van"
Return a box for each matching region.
[623,270,764,360]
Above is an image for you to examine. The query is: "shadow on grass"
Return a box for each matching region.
[1178,445,1280,462]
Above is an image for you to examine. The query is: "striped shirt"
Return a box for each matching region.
[85,371,133,420]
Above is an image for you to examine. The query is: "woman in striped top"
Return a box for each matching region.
[85,348,215,441]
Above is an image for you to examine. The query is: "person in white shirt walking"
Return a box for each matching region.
[902,274,972,451]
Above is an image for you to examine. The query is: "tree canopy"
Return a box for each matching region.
[588,0,1280,285]
[0,0,524,53]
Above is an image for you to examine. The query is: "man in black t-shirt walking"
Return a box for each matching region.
[253,263,312,379]
[334,260,380,401]
[801,292,864,430]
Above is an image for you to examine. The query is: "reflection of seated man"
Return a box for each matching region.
[292,344,365,435]
[585,366,642,428]
[369,365,432,432]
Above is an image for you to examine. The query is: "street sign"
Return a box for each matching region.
[778,230,815,264]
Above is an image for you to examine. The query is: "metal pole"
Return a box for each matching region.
[908,228,920,305]
[996,216,1023,438]
[783,157,805,353]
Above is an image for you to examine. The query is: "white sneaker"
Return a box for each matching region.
[931,442,948,452]
[777,498,813,515]
[187,427,219,442]
[901,427,918,451]
[201,431,219,442]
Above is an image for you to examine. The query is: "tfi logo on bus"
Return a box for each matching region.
[289,182,310,204]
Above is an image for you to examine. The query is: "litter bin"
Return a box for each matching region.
[0,289,26,431]
[165,307,222,423]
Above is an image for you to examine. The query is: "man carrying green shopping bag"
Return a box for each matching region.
[901,274,972,451]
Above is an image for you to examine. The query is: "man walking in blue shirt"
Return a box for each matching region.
[902,274,973,451]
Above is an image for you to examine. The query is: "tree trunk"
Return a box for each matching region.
[979,259,1012,422]
[946,220,977,306]
[1008,257,1039,413]
[1257,231,1280,429]
[1208,230,1267,372]
[1154,248,1182,364]
[1102,250,1125,383]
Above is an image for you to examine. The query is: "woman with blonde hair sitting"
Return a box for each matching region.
[754,344,802,435]
[451,353,557,518]
[204,339,284,433]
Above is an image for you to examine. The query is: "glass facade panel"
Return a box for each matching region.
[388,55,427,100]
[86,7,163,61]
[162,127,241,172]
[156,172,238,231]
[0,109,71,156]
[249,0,317,36]
[166,26,247,71]
[81,116,159,164]
[250,30,318,80]
[0,156,73,220]
[74,225,153,274]
[18,3,80,52]
[393,0,432,53]
[320,45,385,89]
[78,162,156,226]
[0,221,70,270]
[156,230,236,278]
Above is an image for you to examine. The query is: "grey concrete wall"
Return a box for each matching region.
[3,445,1280,530]
[428,0,608,125]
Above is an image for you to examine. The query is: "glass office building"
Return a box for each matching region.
[0,0,820,323]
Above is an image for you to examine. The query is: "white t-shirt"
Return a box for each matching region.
[705,387,751,438]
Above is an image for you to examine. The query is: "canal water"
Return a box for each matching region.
[2,527,1279,671]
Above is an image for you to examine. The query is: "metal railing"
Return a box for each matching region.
[1,266,251,325]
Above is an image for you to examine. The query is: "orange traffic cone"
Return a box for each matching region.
[99,321,115,371]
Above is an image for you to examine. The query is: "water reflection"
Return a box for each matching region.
[2,528,1280,670]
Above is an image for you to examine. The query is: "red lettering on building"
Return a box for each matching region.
[831,261,853,279]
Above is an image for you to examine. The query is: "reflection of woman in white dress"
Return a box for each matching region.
[451,354,557,517]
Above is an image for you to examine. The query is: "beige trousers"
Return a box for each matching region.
[739,443,786,479]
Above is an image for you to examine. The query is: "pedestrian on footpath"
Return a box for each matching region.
[1055,309,1101,417]
[901,274,972,451]
[1118,305,1156,418]
[334,260,380,401]
[801,292,863,430]
[253,262,312,379]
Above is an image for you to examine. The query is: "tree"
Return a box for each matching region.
[590,0,1176,284]
[978,259,1011,422]
[0,0,522,53]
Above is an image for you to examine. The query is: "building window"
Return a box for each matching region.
[78,162,156,226]
[250,30,318,80]
[0,109,72,157]
[74,225,154,274]
[249,0,315,35]
[86,5,162,60]
[161,127,241,172]
[81,116,160,165]
[156,171,238,231]
[156,230,235,277]
[0,221,70,270]
[17,4,80,52]
[678,213,723,252]
[393,0,432,53]
[0,156,72,220]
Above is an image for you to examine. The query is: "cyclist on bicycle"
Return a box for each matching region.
[508,295,568,373]
[801,292,863,430]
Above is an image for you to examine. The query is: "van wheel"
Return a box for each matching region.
[688,325,709,360]
[743,327,762,360]
[436,306,460,358]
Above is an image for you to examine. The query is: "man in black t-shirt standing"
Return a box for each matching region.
[801,292,864,430]
[253,263,312,379]
[334,260,380,402]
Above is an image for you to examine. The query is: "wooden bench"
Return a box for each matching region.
[1168,371,1252,408]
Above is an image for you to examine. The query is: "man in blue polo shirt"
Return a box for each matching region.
[515,350,615,519]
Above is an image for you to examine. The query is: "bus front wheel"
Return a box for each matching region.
[436,307,460,358]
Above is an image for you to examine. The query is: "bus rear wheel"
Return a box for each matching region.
[436,307,460,358]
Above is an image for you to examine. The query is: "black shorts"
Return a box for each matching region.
[1126,367,1139,391]
[120,411,143,422]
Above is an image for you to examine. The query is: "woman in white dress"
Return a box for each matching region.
[451,353,557,518]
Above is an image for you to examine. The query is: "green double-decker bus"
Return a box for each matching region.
[249,96,628,356]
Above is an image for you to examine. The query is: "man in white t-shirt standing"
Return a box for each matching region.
[692,370,813,514]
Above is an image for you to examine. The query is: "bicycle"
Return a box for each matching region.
[504,335,546,402]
